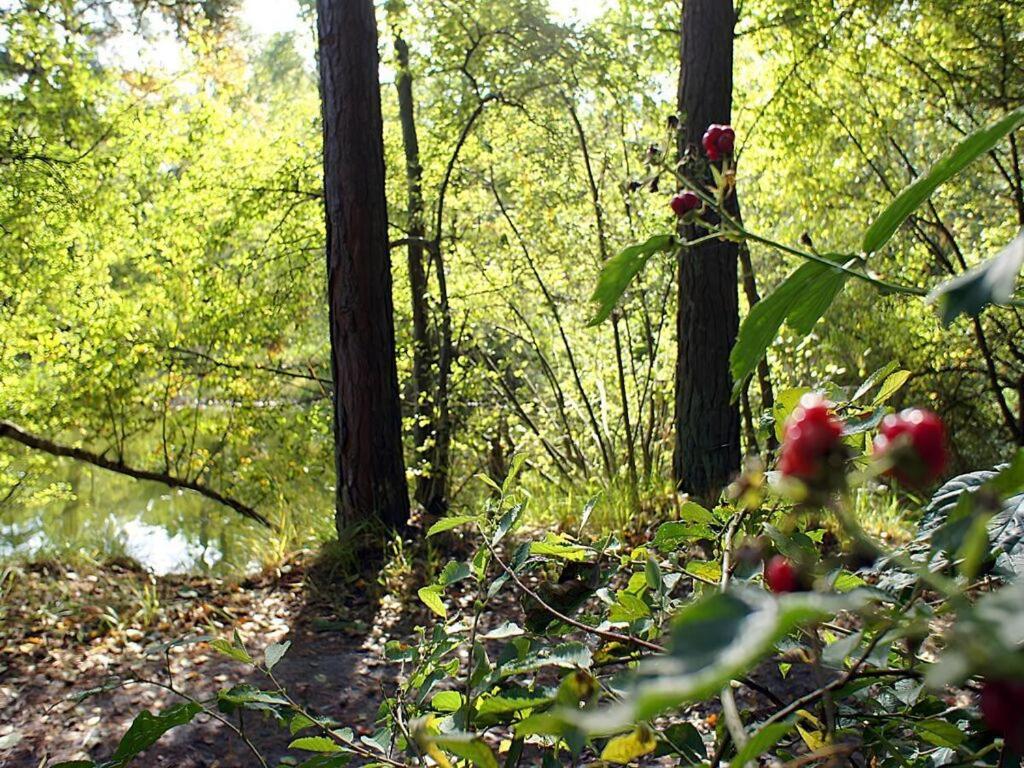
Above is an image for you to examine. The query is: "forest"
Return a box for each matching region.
[1,0,1024,765]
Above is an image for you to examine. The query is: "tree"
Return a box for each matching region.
[673,0,741,501]
[316,0,409,532]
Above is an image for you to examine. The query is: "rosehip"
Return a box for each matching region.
[981,679,1024,750]
[778,394,845,487]
[702,123,736,162]
[764,555,801,594]
[670,190,700,218]
[873,408,948,485]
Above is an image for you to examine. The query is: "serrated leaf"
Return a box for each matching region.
[589,234,676,325]
[427,515,479,536]
[110,703,202,763]
[418,585,447,619]
[209,637,253,664]
[863,106,1024,253]
[600,725,656,764]
[872,369,911,405]
[928,231,1024,325]
[265,641,291,672]
[731,260,846,393]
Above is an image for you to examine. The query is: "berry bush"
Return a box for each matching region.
[49,110,1024,767]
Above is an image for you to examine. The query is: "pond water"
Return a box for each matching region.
[0,460,331,576]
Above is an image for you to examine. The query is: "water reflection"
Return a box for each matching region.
[0,462,288,576]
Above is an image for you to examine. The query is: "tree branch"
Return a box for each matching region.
[0,420,272,528]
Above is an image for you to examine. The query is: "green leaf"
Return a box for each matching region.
[430,733,500,768]
[731,260,846,393]
[289,736,344,753]
[927,230,1024,325]
[852,361,900,402]
[863,106,1024,253]
[731,721,795,765]
[417,585,447,619]
[430,690,464,712]
[209,637,253,664]
[427,515,480,536]
[600,725,657,764]
[772,387,811,443]
[609,591,651,622]
[438,560,473,587]
[110,703,202,763]
[574,589,867,733]
[871,369,912,405]
[530,534,589,562]
[479,621,525,640]
[476,690,553,715]
[589,234,675,325]
[265,641,291,672]
[913,719,966,748]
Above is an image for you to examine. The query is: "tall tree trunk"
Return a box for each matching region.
[673,0,741,502]
[392,31,443,513]
[317,0,409,533]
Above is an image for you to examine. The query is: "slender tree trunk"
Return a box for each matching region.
[738,241,777,451]
[317,0,409,533]
[393,31,443,512]
[673,0,741,502]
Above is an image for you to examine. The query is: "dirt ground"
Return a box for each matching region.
[0,556,422,768]
[0,552,798,768]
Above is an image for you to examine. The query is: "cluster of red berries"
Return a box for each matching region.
[702,123,735,162]
[873,409,949,485]
[981,679,1024,750]
[779,394,948,490]
[779,394,845,489]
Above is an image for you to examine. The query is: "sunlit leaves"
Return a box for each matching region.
[730,259,847,395]
[863,106,1024,253]
[588,234,676,325]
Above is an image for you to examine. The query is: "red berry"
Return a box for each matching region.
[764,555,801,594]
[779,394,844,483]
[873,408,948,485]
[716,126,735,154]
[981,680,1024,750]
[670,191,700,218]
[702,124,723,162]
[702,123,736,162]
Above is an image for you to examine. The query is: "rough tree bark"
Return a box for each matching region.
[317,0,409,533]
[673,0,742,502]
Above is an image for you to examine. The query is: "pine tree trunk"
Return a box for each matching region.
[316,0,409,533]
[673,0,741,502]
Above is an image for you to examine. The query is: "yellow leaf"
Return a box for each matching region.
[600,725,657,764]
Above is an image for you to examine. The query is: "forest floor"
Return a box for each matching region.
[0,552,427,768]
[0,543,800,768]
